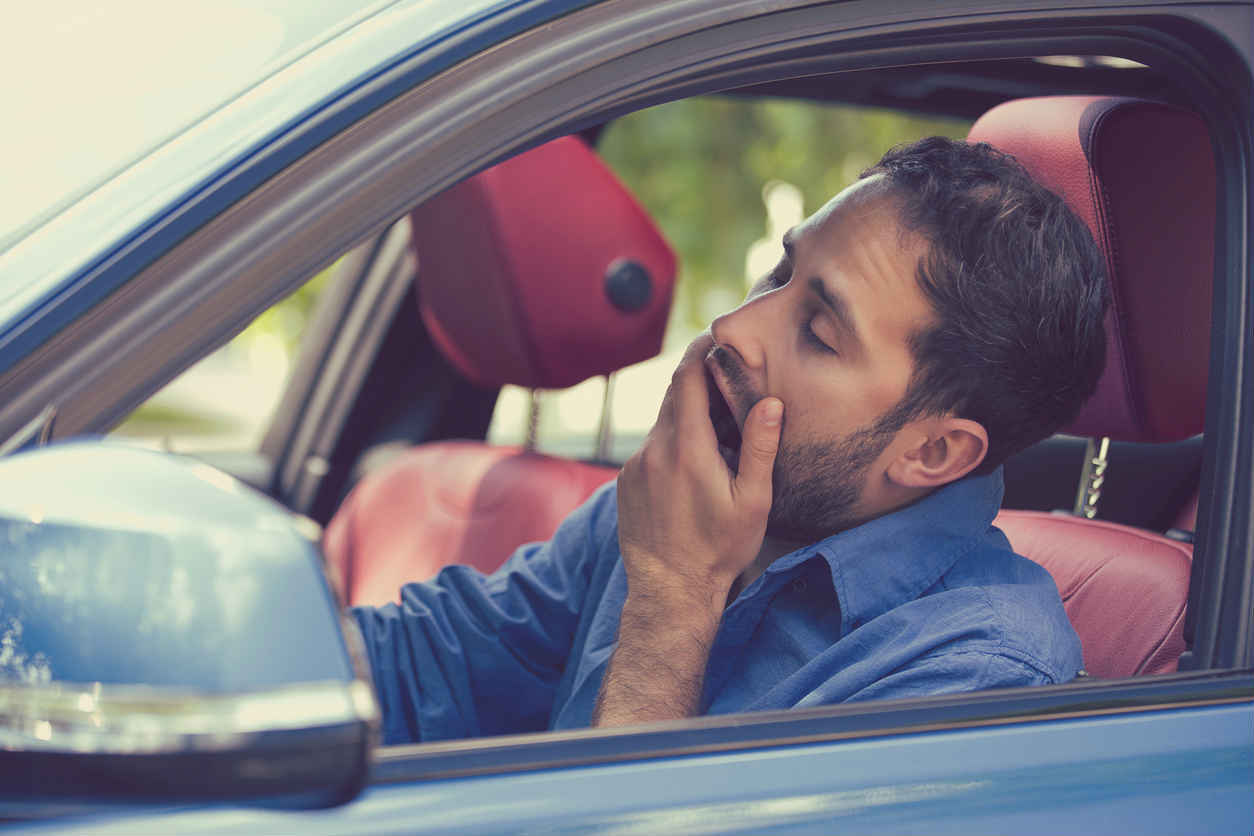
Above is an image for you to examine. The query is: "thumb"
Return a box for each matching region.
[735,397,783,493]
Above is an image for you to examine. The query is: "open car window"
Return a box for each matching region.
[344,51,1228,751]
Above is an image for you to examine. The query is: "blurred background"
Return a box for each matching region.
[113,96,968,458]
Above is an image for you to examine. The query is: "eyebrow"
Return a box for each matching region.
[807,276,861,348]
[783,230,864,351]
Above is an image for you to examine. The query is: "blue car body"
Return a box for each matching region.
[1,1,1252,832]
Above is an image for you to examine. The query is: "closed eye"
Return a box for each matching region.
[803,317,838,355]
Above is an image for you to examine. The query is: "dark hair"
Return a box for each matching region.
[862,136,1108,474]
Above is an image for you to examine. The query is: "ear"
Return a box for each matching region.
[886,417,989,489]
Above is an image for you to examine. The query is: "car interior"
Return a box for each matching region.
[144,56,1217,700]
[314,90,1209,686]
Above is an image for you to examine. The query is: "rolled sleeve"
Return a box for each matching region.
[351,482,617,744]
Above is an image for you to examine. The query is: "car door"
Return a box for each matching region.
[1,1,1251,833]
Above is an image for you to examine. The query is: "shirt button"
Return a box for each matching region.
[792,578,808,594]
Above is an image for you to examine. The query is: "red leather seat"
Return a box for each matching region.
[324,443,617,606]
[972,97,1215,677]
[323,137,674,606]
[995,511,1191,676]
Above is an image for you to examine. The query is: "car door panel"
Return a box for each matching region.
[21,699,1248,835]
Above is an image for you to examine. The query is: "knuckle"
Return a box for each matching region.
[638,443,664,472]
[621,455,641,478]
[624,449,652,480]
[741,490,771,517]
[678,448,708,479]
[674,444,697,471]
[635,447,653,471]
[750,437,778,458]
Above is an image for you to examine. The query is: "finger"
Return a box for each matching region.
[670,335,717,441]
[654,334,712,429]
[734,397,783,496]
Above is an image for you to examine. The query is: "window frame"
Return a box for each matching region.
[371,670,1254,782]
[354,2,1253,776]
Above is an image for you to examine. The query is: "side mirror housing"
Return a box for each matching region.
[0,442,377,809]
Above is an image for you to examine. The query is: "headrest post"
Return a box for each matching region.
[525,389,540,452]
[595,374,616,462]
[1073,436,1110,519]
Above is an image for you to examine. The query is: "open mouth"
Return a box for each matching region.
[706,367,743,470]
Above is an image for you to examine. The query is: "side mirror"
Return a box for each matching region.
[0,442,377,809]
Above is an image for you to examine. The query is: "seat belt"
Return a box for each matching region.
[1073,436,1111,519]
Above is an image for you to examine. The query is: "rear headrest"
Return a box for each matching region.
[969,97,1214,442]
[409,137,677,390]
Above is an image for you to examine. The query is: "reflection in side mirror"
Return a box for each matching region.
[0,442,377,809]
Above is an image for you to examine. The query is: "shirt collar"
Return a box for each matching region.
[763,468,1006,634]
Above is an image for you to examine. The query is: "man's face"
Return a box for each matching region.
[703,176,935,542]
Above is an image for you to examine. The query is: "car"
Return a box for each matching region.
[1,1,1251,833]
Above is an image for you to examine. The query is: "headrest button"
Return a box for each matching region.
[604,259,652,313]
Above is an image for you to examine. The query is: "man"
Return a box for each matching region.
[353,137,1108,743]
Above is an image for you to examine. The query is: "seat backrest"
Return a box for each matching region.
[323,137,675,605]
[970,96,1214,676]
[323,443,617,605]
[995,510,1190,676]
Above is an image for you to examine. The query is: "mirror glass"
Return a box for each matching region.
[0,442,351,691]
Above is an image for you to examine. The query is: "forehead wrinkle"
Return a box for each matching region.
[794,190,934,380]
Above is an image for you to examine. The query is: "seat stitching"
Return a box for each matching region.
[1057,560,1108,602]
[1135,602,1188,675]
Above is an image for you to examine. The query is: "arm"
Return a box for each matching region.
[844,651,1062,704]
[593,335,783,726]
[352,483,616,744]
[767,596,1071,713]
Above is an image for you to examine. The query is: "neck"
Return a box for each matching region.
[730,483,933,603]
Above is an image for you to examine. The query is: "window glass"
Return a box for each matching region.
[487,97,970,462]
[111,268,332,451]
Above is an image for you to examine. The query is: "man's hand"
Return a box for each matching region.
[593,334,783,727]
[616,333,784,609]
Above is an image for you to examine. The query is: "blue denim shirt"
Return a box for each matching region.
[353,468,1082,744]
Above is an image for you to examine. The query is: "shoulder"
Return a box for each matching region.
[930,536,1083,684]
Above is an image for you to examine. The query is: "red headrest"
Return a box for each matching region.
[408,137,677,390]
[969,97,1214,442]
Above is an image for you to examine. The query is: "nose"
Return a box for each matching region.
[709,291,774,371]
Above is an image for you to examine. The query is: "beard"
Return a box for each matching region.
[708,345,904,543]
[767,422,899,542]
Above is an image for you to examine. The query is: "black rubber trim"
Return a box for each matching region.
[0,722,372,806]
[371,669,1253,784]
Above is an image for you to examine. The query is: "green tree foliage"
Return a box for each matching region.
[597,97,969,340]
